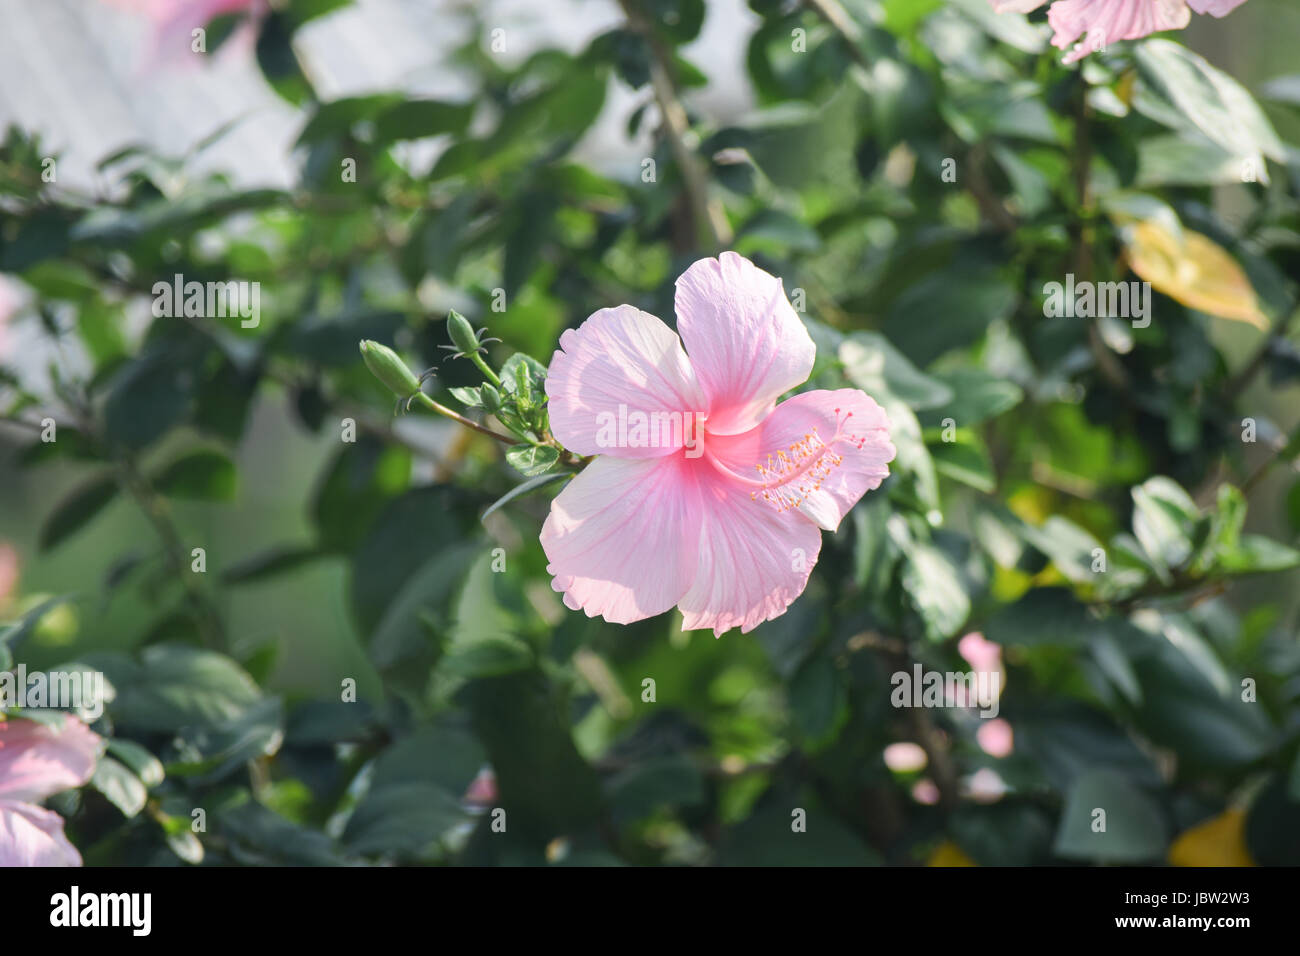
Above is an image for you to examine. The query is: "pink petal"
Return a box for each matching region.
[966,767,1009,803]
[977,719,1015,758]
[1048,0,1191,63]
[542,456,702,624]
[674,253,815,436]
[0,715,101,803]
[0,542,18,606]
[957,632,1002,675]
[884,742,928,772]
[545,306,707,458]
[1187,0,1247,14]
[912,779,941,805]
[102,0,266,66]
[0,800,82,866]
[704,388,894,532]
[676,468,822,636]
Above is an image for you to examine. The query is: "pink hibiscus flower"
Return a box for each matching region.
[0,715,101,866]
[541,252,896,636]
[990,0,1249,63]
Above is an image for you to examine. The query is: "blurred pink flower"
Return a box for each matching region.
[965,767,1009,803]
[0,715,101,866]
[462,767,498,808]
[977,718,1015,757]
[912,779,942,805]
[103,0,268,64]
[0,543,19,609]
[948,631,1004,708]
[542,252,896,636]
[884,742,928,773]
[958,631,1002,675]
[990,0,1249,63]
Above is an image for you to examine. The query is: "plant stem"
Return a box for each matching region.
[618,0,731,251]
[470,353,503,389]
[412,392,520,445]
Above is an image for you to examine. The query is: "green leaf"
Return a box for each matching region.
[39,474,118,551]
[918,367,1022,428]
[606,755,706,821]
[167,698,285,784]
[448,385,483,408]
[0,595,77,653]
[343,782,469,857]
[221,545,323,585]
[901,539,970,642]
[1216,535,1300,574]
[350,484,475,638]
[153,450,237,501]
[91,757,148,818]
[373,100,476,144]
[100,645,262,733]
[103,351,194,451]
[505,444,560,477]
[721,799,882,866]
[788,653,847,746]
[1053,769,1167,863]
[929,433,995,493]
[1134,39,1284,183]
[481,472,570,521]
[1131,476,1198,574]
[840,332,953,410]
[106,739,165,788]
[311,436,412,553]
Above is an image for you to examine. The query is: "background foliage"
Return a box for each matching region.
[2,0,1300,866]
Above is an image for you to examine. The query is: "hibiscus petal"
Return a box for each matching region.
[675,252,815,436]
[542,456,701,624]
[677,470,822,636]
[545,305,707,458]
[0,714,101,803]
[1187,0,1247,15]
[0,800,82,866]
[705,388,894,532]
[1048,0,1191,63]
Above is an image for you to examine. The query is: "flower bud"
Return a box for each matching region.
[446,309,480,357]
[480,382,503,415]
[359,340,421,398]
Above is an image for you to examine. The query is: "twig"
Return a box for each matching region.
[618,0,731,251]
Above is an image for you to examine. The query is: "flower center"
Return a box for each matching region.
[702,407,868,513]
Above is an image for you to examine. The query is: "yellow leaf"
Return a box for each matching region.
[1168,808,1255,867]
[928,840,977,867]
[1122,220,1269,329]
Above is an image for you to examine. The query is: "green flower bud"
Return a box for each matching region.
[480,382,503,415]
[360,340,421,398]
[447,309,480,357]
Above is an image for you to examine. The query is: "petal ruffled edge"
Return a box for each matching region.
[541,455,702,625]
[677,469,823,636]
[0,800,82,867]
